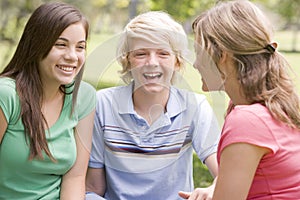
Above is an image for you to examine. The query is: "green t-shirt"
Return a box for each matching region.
[0,77,96,200]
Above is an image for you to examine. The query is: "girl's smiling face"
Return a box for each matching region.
[38,22,86,88]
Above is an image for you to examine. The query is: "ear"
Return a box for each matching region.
[219,51,228,65]
[174,57,181,71]
[126,55,132,69]
[271,42,278,50]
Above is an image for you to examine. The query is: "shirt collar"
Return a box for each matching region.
[167,86,187,118]
[116,81,187,117]
[117,82,135,114]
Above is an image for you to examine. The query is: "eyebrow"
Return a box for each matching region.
[57,37,86,44]
[134,48,171,51]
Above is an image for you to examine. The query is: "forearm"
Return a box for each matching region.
[86,168,106,196]
[204,153,218,178]
[60,175,86,200]
[86,182,106,197]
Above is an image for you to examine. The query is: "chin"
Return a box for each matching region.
[202,86,209,92]
[201,82,209,92]
[60,79,75,86]
[144,84,168,94]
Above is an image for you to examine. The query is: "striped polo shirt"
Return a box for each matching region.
[89,82,220,200]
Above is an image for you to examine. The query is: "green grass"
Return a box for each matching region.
[193,153,214,187]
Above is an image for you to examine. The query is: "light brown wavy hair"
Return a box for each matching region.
[0,2,89,160]
[192,0,300,129]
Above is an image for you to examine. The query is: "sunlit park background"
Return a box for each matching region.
[1,0,299,187]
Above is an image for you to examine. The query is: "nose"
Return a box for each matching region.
[193,62,200,71]
[193,62,197,69]
[64,47,78,62]
[147,52,159,66]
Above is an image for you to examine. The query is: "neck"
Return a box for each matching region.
[133,87,170,125]
[228,92,250,106]
[40,86,64,128]
[42,83,63,103]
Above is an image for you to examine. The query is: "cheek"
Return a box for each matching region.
[128,57,142,68]
[78,52,86,64]
[216,66,227,80]
[162,56,177,68]
[193,58,205,76]
[43,52,57,64]
[130,60,141,68]
[39,53,56,70]
[194,53,205,68]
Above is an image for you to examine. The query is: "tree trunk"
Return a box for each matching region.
[129,0,138,20]
[291,18,300,52]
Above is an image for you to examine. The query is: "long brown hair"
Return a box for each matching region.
[193,0,300,129]
[0,2,89,160]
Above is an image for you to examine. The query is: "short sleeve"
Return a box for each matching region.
[89,114,105,168]
[89,91,105,168]
[76,81,96,120]
[191,93,221,162]
[0,78,20,123]
[219,107,279,155]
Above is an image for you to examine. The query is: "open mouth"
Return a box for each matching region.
[56,65,75,72]
[143,72,162,79]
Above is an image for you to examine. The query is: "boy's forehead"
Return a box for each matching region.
[127,36,172,52]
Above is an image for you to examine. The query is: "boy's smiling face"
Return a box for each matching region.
[128,39,179,94]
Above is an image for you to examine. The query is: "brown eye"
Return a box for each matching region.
[55,43,66,47]
[158,50,171,58]
[133,51,146,58]
[77,41,86,50]
[77,45,86,50]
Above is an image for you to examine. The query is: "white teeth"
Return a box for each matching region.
[57,65,74,72]
[143,72,162,78]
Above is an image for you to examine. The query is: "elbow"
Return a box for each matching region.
[86,183,106,197]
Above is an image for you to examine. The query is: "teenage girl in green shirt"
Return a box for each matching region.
[0,2,96,199]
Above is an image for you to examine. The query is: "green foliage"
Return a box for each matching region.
[150,0,196,21]
[193,153,214,187]
[150,0,215,22]
[260,0,300,23]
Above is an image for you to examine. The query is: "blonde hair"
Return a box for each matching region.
[193,0,300,129]
[117,11,188,84]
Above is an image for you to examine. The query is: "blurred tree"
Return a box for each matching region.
[0,0,43,67]
[273,0,300,52]
[129,0,138,19]
[150,0,215,33]
[1,0,299,69]
[256,0,300,52]
[150,0,215,22]
[0,0,140,67]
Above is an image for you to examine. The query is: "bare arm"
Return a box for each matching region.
[60,110,95,200]
[213,143,269,200]
[86,167,106,196]
[204,153,218,178]
[0,107,8,144]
